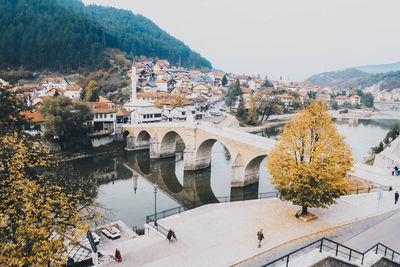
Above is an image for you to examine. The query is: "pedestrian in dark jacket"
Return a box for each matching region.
[395,191,399,204]
[257,229,264,248]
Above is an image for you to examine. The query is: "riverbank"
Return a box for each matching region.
[51,141,125,162]
[101,191,400,267]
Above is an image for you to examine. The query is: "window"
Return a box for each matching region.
[111,114,113,118]
[96,114,98,119]
[100,114,103,118]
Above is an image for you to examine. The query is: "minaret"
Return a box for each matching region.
[131,62,137,101]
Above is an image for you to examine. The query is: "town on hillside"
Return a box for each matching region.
[0,58,376,150]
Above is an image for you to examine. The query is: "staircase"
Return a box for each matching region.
[262,238,400,267]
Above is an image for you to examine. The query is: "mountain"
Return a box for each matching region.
[355,61,400,74]
[305,68,368,88]
[0,0,211,71]
[305,68,400,91]
[58,0,211,70]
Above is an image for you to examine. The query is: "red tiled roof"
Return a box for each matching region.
[116,108,130,116]
[20,111,45,123]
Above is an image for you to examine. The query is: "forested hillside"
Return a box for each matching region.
[0,0,105,70]
[305,68,400,91]
[58,0,212,70]
[0,0,211,71]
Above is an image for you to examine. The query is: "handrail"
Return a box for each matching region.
[146,191,279,224]
[262,237,400,266]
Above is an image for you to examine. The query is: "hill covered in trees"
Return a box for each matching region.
[305,68,400,91]
[0,0,211,71]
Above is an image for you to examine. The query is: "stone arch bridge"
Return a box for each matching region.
[122,122,276,187]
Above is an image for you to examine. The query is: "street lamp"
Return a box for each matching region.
[154,184,158,226]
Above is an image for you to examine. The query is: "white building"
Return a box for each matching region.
[64,85,82,99]
[42,77,68,90]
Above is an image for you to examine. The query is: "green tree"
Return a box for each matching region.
[267,101,353,215]
[40,96,94,150]
[234,79,242,96]
[222,74,228,86]
[225,83,238,112]
[361,92,374,108]
[0,87,31,134]
[331,101,339,110]
[237,94,246,118]
[264,75,273,87]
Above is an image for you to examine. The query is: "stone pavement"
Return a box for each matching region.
[101,190,400,267]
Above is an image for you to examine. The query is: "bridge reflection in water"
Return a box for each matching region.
[70,141,268,227]
[123,148,260,210]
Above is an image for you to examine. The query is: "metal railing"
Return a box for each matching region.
[263,237,400,267]
[146,191,279,224]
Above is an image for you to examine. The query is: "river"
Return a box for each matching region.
[70,116,400,228]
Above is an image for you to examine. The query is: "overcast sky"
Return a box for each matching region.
[83,0,400,81]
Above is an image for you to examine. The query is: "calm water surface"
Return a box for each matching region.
[70,117,400,227]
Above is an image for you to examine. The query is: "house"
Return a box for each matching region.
[131,107,163,124]
[136,92,170,103]
[248,79,262,90]
[299,91,309,104]
[192,83,211,94]
[46,88,66,97]
[170,86,192,96]
[350,95,361,105]
[210,89,225,103]
[141,81,157,93]
[156,60,170,68]
[155,79,169,92]
[42,77,68,90]
[278,94,294,108]
[87,102,116,135]
[335,96,350,106]
[64,85,82,99]
[21,111,46,136]
[237,75,250,85]
[116,108,131,124]
[190,70,203,82]
[214,73,225,86]
[190,96,208,110]
[19,84,45,97]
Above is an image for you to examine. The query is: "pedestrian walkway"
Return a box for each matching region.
[351,162,400,188]
[101,191,400,267]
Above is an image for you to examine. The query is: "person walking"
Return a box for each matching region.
[257,229,264,248]
[395,191,399,204]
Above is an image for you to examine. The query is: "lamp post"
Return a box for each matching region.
[154,184,158,226]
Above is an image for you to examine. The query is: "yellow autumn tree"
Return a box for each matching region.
[155,100,163,109]
[0,133,100,266]
[266,101,353,216]
[170,94,187,108]
[247,95,258,125]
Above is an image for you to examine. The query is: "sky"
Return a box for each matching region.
[82,0,400,81]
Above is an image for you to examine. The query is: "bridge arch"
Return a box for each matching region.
[135,130,151,150]
[158,130,187,158]
[194,138,232,170]
[244,154,268,185]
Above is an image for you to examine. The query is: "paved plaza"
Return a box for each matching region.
[101,189,400,267]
